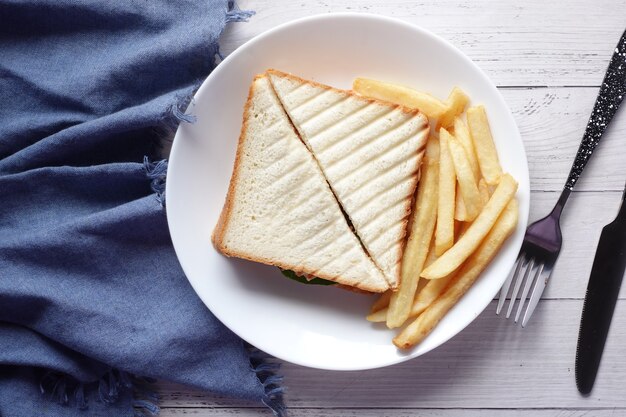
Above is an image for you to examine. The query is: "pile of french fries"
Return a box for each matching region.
[353,78,519,350]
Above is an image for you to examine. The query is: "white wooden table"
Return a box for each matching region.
[157,1,626,415]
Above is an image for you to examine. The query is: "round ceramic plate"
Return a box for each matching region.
[166,13,530,371]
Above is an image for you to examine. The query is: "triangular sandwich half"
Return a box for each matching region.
[212,75,389,293]
[267,70,429,289]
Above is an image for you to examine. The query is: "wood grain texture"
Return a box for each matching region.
[502,88,626,192]
[161,0,626,415]
[223,0,626,87]
[157,301,626,409]
[160,409,625,416]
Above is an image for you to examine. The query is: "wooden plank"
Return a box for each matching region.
[159,408,626,416]
[156,300,626,409]
[224,0,626,87]
[501,88,626,192]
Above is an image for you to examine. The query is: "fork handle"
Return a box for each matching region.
[565,29,626,191]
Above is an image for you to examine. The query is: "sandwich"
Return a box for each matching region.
[212,71,430,293]
[212,75,389,292]
[267,70,429,289]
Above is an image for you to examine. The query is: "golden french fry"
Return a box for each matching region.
[353,78,448,119]
[435,128,456,256]
[423,240,438,267]
[386,156,439,328]
[411,272,455,317]
[454,117,480,181]
[422,174,518,279]
[426,132,440,160]
[394,199,519,349]
[479,178,491,205]
[409,242,453,316]
[439,87,470,128]
[447,134,483,221]
[454,184,467,221]
[366,308,388,323]
[369,279,429,323]
[467,106,502,185]
[370,290,392,314]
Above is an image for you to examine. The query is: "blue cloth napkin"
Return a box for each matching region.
[0,1,284,416]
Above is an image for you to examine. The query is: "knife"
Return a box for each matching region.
[575,182,626,394]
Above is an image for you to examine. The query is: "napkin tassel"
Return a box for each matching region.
[40,369,160,415]
[143,156,168,207]
[249,347,285,417]
[225,1,255,24]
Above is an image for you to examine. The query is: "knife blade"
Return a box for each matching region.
[575,182,626,395]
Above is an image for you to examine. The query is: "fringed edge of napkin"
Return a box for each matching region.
[40,370,160,416]
[249,346,285,417]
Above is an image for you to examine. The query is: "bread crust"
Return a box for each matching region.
[212,74,265,253]
[211,74,389,293]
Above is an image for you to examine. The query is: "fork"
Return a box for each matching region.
[496,29,626,327]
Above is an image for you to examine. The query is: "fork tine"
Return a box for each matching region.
[515,262,544,323]
[521,263,554,327]
[506,258,534,319]
[496,254,524,315]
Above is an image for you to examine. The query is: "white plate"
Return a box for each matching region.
[166,13,530,371]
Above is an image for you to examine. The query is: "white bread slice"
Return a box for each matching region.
[267,70,430,289]
[212,75,389,293]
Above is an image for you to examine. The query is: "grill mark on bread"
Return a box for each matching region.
[327,119,422,185]
[310,250,359,286]
[316,106,397,155]
[334,145,421,195]
[307,246,348,278]
[281,80,308,96]
[356,191,415,233]
[266,177,324,230]
[351,175,417,219]
[262,132,291,155]
[302,99,370,137]
[288,88,331,112]
[364,213,410,246]
[345,166,419,211]
[298,96,351,126]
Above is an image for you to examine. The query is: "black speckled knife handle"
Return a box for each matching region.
[565,29,626,190]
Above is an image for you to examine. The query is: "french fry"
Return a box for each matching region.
[411,272,455,317]
[353,78,448,119]
[467,106,502,185]
[409,243,453,316]
[422,174,518,279]
[368,279,429,323]
[426,132,440,159]
[454,117,480,181]
[479,179,491,205]
[394,199,519,349]
[435,128,456,256]
[370,290,392,314]
[366,308,388,323]
[387,156,439,328]
[439,87,470,128]
[454,185,467,221]
[447,134,483,221]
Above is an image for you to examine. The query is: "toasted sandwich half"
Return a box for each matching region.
[267,69,430,289]
[212,75,389,293]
